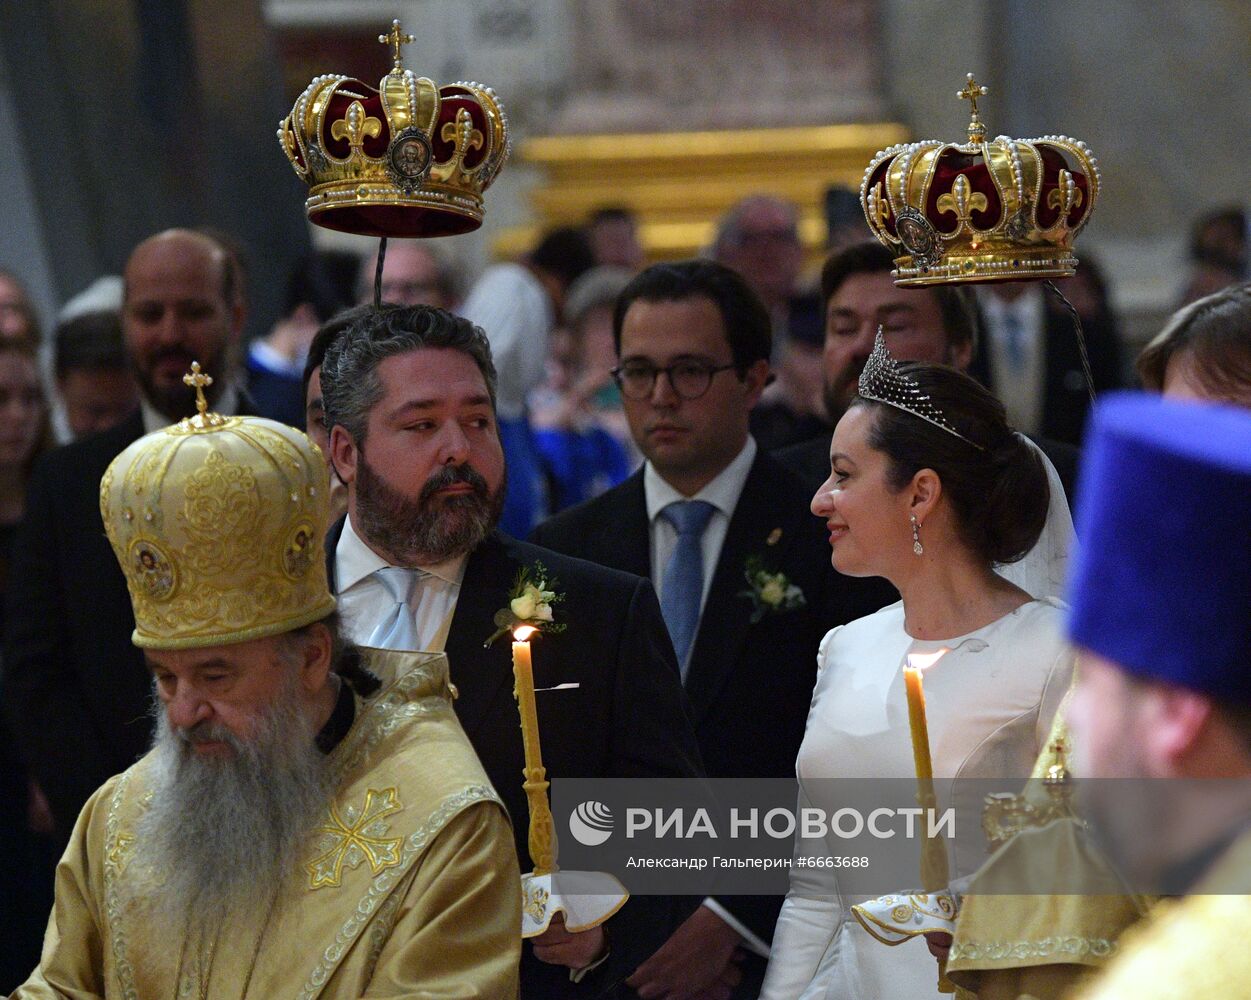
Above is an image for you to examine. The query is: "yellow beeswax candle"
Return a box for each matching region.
[512,625,554,874]
[513,626,544,772]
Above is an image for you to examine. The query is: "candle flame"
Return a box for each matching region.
[513,624,539,642]
[906,648,949,672]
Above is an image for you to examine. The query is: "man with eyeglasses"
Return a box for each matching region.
[531,260,896,1000]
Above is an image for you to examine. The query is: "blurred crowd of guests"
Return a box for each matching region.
[0,194,1247,991]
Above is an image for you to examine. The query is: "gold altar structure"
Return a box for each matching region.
[493,122,909,264]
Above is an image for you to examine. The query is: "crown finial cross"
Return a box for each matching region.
[957,72,989,142]
[379,19,415,71]
[183,362,212,419]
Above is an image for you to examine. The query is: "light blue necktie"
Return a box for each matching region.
[368,567,425,650]
[659,500,716,678]
[1004,311,1027,373]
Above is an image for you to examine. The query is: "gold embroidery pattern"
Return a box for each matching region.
[363,892,403,978]
[307,787,405,889]
[949,934,1118,963]
[102,771,140,1000]
[330,657,457,781]
[296,784,500,1000]
[523,882,550,923]
[102,414,335,648]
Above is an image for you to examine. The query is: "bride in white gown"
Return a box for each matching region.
[760,341,1074,1000]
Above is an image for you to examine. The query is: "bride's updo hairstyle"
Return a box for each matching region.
[850,363,1049,566]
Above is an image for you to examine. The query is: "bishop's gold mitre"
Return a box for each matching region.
[100,364,336,649]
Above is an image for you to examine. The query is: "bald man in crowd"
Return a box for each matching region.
[2,229,250,838]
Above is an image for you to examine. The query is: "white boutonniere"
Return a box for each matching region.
[484,561,569,647]
[740,553,806,624]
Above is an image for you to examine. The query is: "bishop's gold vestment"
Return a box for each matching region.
[11,649,521,999]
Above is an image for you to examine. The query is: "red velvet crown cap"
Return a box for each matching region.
[279,25,509,239]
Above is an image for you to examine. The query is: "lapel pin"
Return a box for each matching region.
[766,528,783,546]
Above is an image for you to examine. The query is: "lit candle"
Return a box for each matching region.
[903,650,946,784]
[904,649,956,994]
[904,650,950,892]
[513,625,554,874]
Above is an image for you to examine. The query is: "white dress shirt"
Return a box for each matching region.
[643,436,771,958]
[978,286,1046,435]
[335,514,467,651]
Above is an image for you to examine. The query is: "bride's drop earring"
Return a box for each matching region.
[911,514,923,556]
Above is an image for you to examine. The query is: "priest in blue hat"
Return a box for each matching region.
[1065,392,1251,999]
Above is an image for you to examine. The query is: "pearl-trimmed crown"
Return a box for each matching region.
[278,20,509,238]
[860,73,1100,286]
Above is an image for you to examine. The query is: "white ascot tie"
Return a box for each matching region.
[368,566,427,651]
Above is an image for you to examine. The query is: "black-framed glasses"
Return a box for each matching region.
[610,360,738,401]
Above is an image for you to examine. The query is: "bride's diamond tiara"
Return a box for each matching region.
[856,329,986,451]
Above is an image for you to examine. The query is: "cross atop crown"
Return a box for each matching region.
[379,19,415,71]
[957,72,990,142]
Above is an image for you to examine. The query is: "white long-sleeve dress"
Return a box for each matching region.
[760,598,1073,1000]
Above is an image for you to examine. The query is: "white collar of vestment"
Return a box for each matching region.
[643,435,756,523]
[336,512,468,590]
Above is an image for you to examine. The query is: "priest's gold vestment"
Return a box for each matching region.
[11,649,521,999]
[1067,828,1251,1000]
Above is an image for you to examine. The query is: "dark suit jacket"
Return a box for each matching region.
[2,411,151,837]
[967,299,1124,448]
[328,523,704,999]
[775,426,1080,513]
[530,450,896,967]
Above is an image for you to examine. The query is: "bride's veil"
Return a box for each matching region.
[995,434,1076,600]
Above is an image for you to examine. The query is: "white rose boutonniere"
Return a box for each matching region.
[485,562,567,647]
[740,553,806,624]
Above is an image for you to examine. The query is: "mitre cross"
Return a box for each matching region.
[183,362,212,418]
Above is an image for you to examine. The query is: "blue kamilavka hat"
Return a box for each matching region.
[1067,393,1251,700]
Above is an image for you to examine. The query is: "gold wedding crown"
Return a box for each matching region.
[279,19,510,238]
[857,329,985,450]
[860,73,1100,286]
[100,364,336,649]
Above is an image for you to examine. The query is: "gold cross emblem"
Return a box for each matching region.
[182,361,213,418]
[957,73,990,142]
[379,19,415,70]
[957,73,988,117]
[307,787,404,890]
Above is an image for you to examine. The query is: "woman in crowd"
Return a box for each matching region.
[0,270,40,349]
[529,266,636,511]
[0,339,57,992]
[760,338,1073,999]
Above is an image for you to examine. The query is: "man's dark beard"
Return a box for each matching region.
[132,343,230,421]
[823,365,863,425]
[355,454,504,565]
